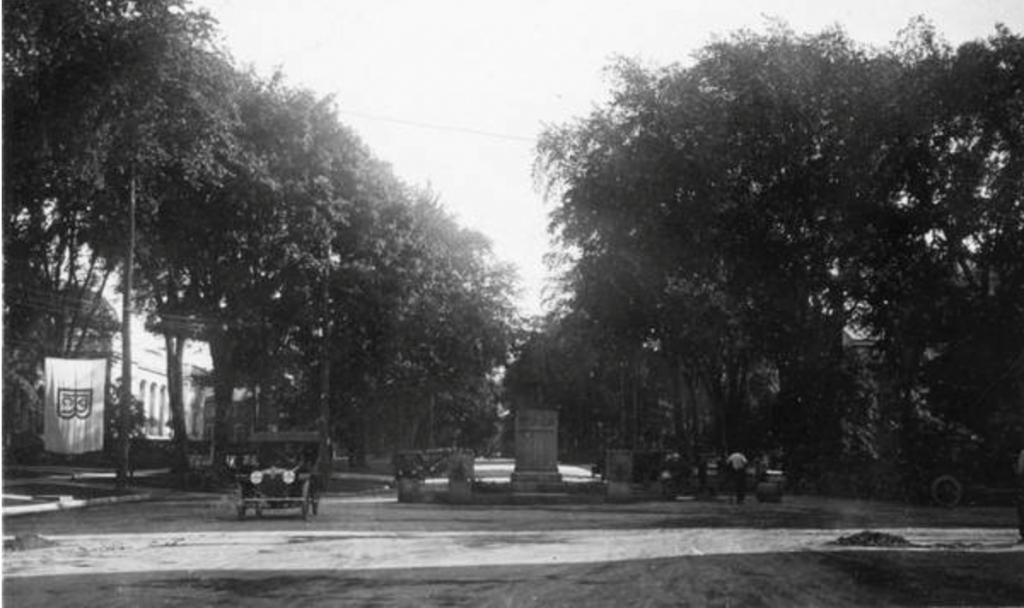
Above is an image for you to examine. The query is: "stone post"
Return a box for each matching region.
[394,450,425,503]
[511,408,563,492]
[447,450,475,503]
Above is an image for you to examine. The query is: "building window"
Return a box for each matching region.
[159,386,167,437]
[139,380,149,434]
[149,383,158,435]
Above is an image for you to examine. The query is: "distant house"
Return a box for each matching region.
[108,333,212,442]
[118,308,214,441]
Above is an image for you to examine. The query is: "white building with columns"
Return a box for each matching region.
[109,313,212,441]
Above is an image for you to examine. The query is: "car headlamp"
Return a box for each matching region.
[283,469,296,485]
[249,470,264,485]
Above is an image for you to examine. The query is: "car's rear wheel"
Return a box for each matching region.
[931,474,963,508]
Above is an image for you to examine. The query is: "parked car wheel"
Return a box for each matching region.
[930,474,963,508]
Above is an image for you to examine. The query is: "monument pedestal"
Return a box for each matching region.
[511,408,563,493]
[510,471,565,493]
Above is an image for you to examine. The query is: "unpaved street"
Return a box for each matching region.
[6,525,1018,578]
[4,493,1024,606]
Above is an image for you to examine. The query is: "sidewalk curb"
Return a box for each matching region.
[3,492,153,517]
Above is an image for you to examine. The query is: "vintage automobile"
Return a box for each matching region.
[231,431,324,521]
[903,425,1019,508]
[924,449,1019,508]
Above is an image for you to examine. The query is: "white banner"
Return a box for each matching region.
[43,357,107,454]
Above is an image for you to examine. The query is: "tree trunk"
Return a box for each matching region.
[117,172,136,489]
[724,354,749,450]
[686,371,701,458]
[208,332,237,470]
[164,332,190,476]
[670,358,688,457]
[700,357,728,453]
[348,414,367,469]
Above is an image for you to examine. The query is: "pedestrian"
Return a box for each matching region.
[725,450,749,504]
[1015,445,1024,544]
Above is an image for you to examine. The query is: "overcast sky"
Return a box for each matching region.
[192,0,1024,316]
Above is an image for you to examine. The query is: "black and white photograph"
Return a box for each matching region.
[4,1,1024,605]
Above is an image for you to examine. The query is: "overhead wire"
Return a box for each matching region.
[335,108,537,144]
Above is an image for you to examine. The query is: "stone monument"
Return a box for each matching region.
[510,408,563,492]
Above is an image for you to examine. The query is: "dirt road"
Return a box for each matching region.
[4,493,1023,606]
[4,525,1020,577]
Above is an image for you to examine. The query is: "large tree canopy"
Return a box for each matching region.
[532,21,1024,488]
[3,0,228,461]
[3,0,520,467]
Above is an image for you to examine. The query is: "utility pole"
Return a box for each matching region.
[319,239,331,435]
[117,169,136,488]
[317,211,333,482]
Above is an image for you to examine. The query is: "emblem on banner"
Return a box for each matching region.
[56,388,93,420]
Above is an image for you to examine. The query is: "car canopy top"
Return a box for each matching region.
[244,431,322,469]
